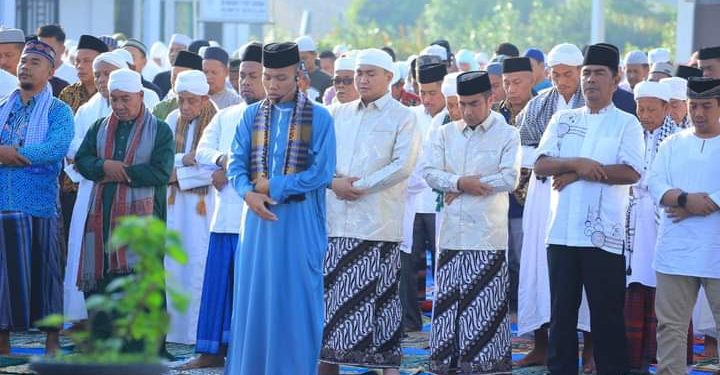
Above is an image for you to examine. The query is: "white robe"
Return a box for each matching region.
[517,173,592,335]
[164,110,216,344]
[63,92,159,321]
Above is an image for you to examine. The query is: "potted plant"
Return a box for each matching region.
[31,216,189,375]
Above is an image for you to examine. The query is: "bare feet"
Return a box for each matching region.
[704,336,718,358]
[0,330,9,355]
[582,332,596,374]
[180,354,225,369]
[45,331,60,356]
[514,328,548,367]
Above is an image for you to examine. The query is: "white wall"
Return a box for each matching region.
[59,0,115,40]
[0,0,16,28]
[675,0,695,64]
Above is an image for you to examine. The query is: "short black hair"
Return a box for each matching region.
[381,47,396,62]
[495,42,519,57]
[319,50,335,59]
[37,24,66,43]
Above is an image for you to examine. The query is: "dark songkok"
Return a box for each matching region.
[189,40,210,54]
[409,58,417,80]
[23,39,56,66]
[173,50,203,70]
[241,42,263,63]
[77,35,108,53]
[675,65,703,80]
[502,57,532,73]
[687,77,720,99]
[457,71,491,96]
[583,44,619,71]
[418,63,447,84]
[698,46,720,60]
[229,58,241,70]
[202,46,229,65]
[123,38,146,56]
[262,42,300,69]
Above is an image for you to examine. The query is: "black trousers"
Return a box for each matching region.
[399,213,435,332]
[547,245,629,375]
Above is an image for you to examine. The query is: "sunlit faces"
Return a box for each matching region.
[502,71,534,108]
[239,61,264,104]
[124,46,147,73]
[168,43,186,65]
[333,70,359,104]
[458,91,493,127]
[94,61,119,98]
[699,58,720,79]
[636,97,669,132]
[0,43,22,75]
[18,53,54,91]
[550,64,581,98]
[202,59,229,95]
[688,97,720,135]
[75,49,100,84]
[668,99,688,124]
[445,96,461,121]
[624,64,649,89]
[110,90,144,121]
[489,74,505,104]
[355,64,393,103]
[419,81,445,117]
[178,91,208,120]
[262,64,298,103]
[581,65,620,107]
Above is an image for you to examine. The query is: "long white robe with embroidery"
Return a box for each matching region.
[164,109,216,344]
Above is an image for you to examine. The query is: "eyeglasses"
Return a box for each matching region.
[332,77,354,86]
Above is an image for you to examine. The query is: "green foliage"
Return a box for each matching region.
[320,0,677,58]
[36,216,188,364]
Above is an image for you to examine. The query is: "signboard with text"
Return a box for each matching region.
[199,0,270,23]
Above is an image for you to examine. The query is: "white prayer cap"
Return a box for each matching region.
[169,33,192,47]
[108,68,143,93]
[175,70,209,96]
[547,43,584,67]
[648,48,671,64]
[441,72,460,97]
[356,48,394,77]
[112,48,134,67]
[295,35,316,52]
[456,49,478,70]
[208,40,221,48]
[420,45,447,61]
[333,44,349,56]
[634,80,671,102]
[624,50,648,66]
[334,52,356,73]
[150,41,168,58]
[93,51,127,70]
[659,77,688,101]
[475,52,489,66]
[390,61,408,85]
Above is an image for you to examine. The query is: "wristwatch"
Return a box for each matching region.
[678,192,688,208]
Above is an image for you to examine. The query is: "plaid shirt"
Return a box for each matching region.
[399,89,421,107]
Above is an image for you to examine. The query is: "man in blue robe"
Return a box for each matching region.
[224,41,336,375]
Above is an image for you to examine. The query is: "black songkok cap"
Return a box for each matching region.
[241,42,263,63]
[229,58,241,70]
[457,71,491,96]
[173,50,203,70]
[77,35,109,54]
[502,57,532,74]
[418,63,447,84]
[687,77,720,99]
[675,65,703,80]
[583,44,620,70]
[698,46,720,60]
[202,46,229,65]
[188,40,210,54]
[262,42,300,69]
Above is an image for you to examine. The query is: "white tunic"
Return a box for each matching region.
[55,62,79,84]
[63,91,159,321]
[195,103,247,234]
[164,110,216,344]
[648,129,720,279]
[0,69,16,98]
[536,105,645,254]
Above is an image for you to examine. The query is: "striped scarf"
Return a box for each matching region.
[78,107,158,292]
[250,90,313,181]
[0,84,53,146]
[168,101,217,215]
[517,85,585,146]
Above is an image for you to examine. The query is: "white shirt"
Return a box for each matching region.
[536,104,645,254]
[210,89,241,110]
[55,62,78,84]
[648,130,720,278]
[423,111,521,251]
[327,92,420,242]
[411,105,441,214]
[196,103,247,234]
[0,69,16,98]
[142,62,162,83]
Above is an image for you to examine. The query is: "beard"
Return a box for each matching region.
[243,94,261,105]
[19,82,34,91]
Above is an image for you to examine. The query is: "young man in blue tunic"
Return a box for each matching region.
[224,41,336,375]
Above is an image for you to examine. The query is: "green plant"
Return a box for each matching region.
[38,216,189,364]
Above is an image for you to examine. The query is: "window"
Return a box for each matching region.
[15,0,59,34]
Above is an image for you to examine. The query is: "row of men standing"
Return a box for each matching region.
[0,25,719,375]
